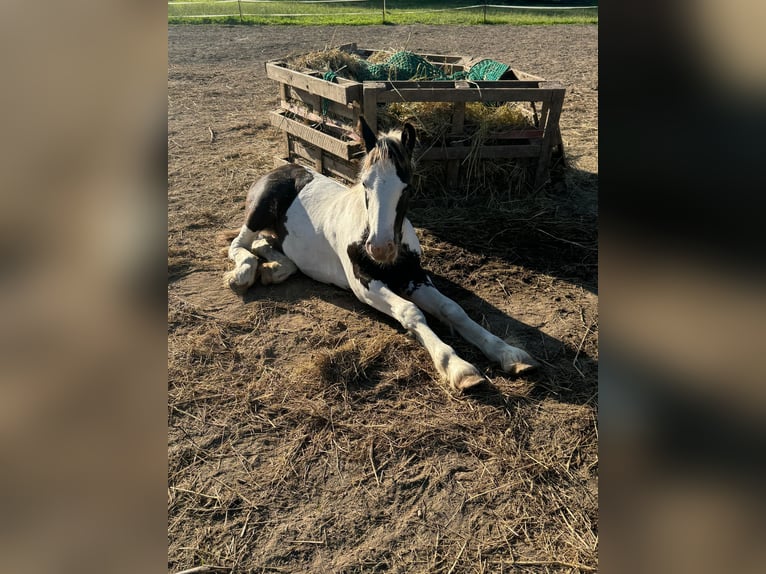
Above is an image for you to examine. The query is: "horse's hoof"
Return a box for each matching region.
[448,361,487,392]
[223,272,244,293]
[455,373,486,391]
[223,266,257,294]
[504,361,538,376]
[500,348,539,376]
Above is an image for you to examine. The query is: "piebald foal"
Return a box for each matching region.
[225,117,537,390]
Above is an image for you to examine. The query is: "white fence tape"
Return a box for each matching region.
[169,2,598,16]
[391,4,597,12]
[169,1,597,7]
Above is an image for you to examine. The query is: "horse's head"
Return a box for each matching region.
[357,115,416,264]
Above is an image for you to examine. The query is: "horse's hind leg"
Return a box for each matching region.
[408,284,538,376]
[250,238,298,285]
[224,225,260,293]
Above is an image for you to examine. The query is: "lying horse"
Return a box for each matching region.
[224,117,537,390]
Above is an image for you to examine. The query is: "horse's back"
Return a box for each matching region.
[244,164,314,239]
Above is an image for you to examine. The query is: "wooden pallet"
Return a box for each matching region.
[265,44,565,190]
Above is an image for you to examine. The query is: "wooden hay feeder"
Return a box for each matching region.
[266,43,565,191]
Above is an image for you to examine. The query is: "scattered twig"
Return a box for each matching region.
[208,126,216,143]
[533,226,596,250]
[572,320,596,379]
[465,478,525,503]
[573,360,586,380]
[210,476,256,508]
[239,509,252,538]
[368,440,381,485]
[496,279,510,298]
[446,540,468,574]
[169,486,221,502]
[173,565,230,574]
[431,531,441,569]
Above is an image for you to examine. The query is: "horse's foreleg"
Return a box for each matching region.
[408,284,538,376]
[250,238,298,285]
[358,280,485,391]
[224,225,260,293]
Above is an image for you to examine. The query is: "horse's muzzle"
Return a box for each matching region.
[366,240,398,264]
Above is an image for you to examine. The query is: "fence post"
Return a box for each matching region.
[483,2,487,24]
[237,0,243,23]
[382,0,386,24]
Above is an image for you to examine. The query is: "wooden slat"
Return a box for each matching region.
[287,86,357,123]
[322,154,359,183]
[291,138,323,171]
[278,83,291,156]
[290,139,359,183]
[375,88,561,103]
[280,101,355,136]
[419,144,541,161]
[269,110,361,160]
[287,86,321,111]
[534,89,565,190]
[278,82,289,101]
[485,129,545,140]
[447,101,466,186]
[284,129,292,158]
[362,84,382,135]
[288,155,316,172]
[372,86,563,104]
[367,80,544,90]
[265,62,361,105]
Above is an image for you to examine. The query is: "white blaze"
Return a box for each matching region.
[362,158,404,250]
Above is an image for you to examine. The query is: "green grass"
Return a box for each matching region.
[168,1,598,26]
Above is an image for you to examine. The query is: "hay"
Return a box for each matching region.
[168,288,598,572]
[378,100,536,201]
[288,47,366,80]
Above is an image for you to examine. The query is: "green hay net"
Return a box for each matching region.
[322,51,509,83]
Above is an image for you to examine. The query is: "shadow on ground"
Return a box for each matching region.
[242,262,597,407]
[408,167,598,295]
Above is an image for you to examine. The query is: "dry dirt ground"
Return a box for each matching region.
[168,24,598,573]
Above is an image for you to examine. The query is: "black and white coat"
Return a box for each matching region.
[225,118,537,390]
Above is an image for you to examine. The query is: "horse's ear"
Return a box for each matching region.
[357,116,377,153]
[401,122,416,155]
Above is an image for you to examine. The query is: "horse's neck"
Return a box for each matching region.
[346,182,367,223]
